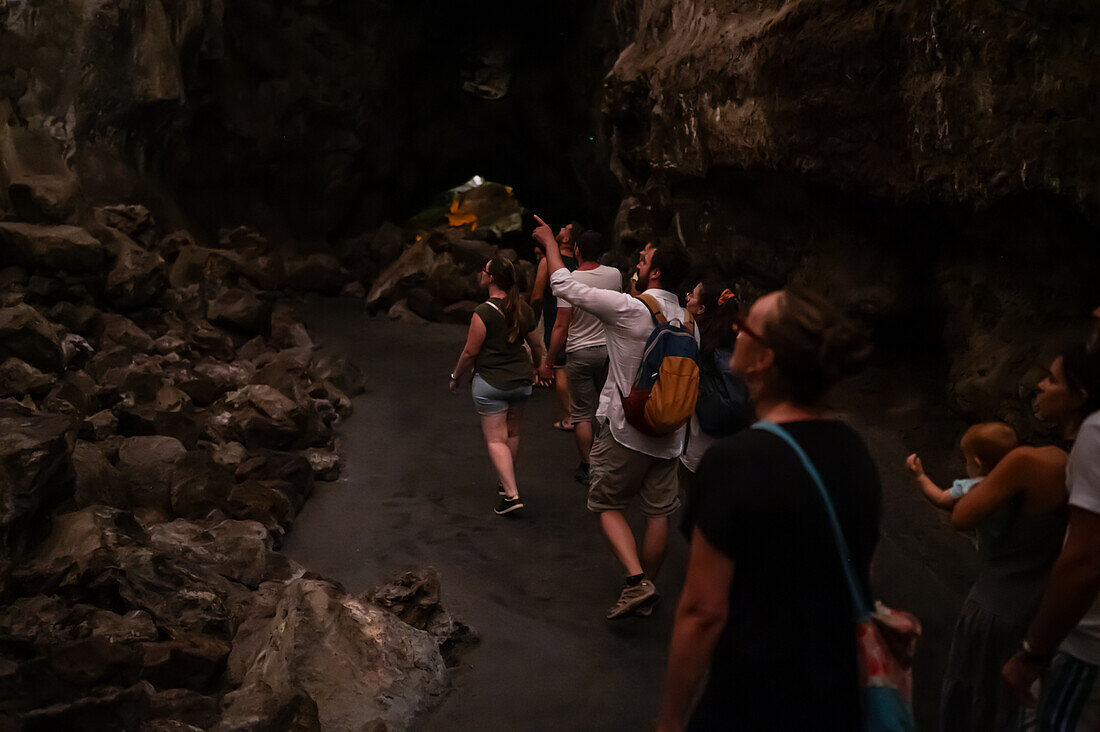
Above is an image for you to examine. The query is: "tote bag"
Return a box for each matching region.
[753,421,921,732]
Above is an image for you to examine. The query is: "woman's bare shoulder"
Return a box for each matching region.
[1004,444,1069,479]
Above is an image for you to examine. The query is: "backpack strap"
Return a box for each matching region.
[636,293,666,326]
[482,299,505,319]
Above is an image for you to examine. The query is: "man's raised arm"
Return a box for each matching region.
[532,215,635,325]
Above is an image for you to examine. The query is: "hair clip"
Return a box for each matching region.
[718,289,738,306]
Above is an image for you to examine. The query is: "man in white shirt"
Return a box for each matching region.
[1003,347,1100,729]
[534,215,692,620]
[539,231,623,486]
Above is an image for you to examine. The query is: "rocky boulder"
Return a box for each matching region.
[0,357,57,398]
[116,436,188,513]
[285,254,351,295]
[71,440,128,509]
[0,303,65,372]
[104,232,167,310]
[206,287,272,336]
[367,239,438,308]
[364,567,479,667]
[217,577,448,732]
[0,400,75,552]
[0,223,105,271]
[208,385,305,450]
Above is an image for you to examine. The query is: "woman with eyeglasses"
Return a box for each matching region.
[659,288,880,731]
[449,256,544,516]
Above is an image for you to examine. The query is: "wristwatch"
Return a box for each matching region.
[449,373,457,382]
[1020,640,1052,664]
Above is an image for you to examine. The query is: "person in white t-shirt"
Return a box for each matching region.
[539,231,622,486]
[1003,345,1100,730]
[534,215,693,621]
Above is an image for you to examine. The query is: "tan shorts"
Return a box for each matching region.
[587,423,681,517]
[566,345,608,422]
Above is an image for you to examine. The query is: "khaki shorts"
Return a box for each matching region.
[587,423,681,517]
[565,345,608,422]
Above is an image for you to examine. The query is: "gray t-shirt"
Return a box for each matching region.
[1060,410,1100,663]
[558,265,622,353]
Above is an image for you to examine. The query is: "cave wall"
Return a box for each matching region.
[0,0,621,245]
[3,0,1098,430]
[604,0,1100,433]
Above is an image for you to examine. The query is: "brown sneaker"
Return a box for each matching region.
[606,579,658,620]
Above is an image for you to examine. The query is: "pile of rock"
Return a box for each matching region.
[0,207,471,729]
[352,181,535,325]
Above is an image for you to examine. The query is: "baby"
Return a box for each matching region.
[906,422,1019,510]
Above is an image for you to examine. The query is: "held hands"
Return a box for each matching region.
[536,360,554,382]
[905,454,925,479]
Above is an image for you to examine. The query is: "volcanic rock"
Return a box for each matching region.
[7,173,80,223]
[367,239,438,308]
[82,409,118,441]
[0,303,65,372]
[97,313,155,353]
[285,253,350,294]
[0,400,75,552]
[0,357,56,398]
[140,633,230,693]
[304,448,341,481]
[71,440,127,509]
[0,223,105,271]
[94,205,157,246]
[169,451,234,520]
[209,385,304,450]
[234,449,314,511]
[217,577,448,732]
[269,303,314,351]
[48,302,99,334]
[117,436,188,512]
[104,232,167,310]
[365,567,479,667]
[206,286,273,334]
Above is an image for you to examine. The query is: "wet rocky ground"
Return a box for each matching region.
[287,297,980,731]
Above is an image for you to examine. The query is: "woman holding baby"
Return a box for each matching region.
[909,346,1100,731]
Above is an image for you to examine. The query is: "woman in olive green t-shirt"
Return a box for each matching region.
[449,257,544,515]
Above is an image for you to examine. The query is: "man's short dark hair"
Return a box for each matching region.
[576,231,604,262]
[650,242,689,295]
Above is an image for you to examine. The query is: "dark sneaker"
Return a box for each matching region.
[572,463,590,486]
[633,599,657,618]
[494,496,523,515]
[606,579,658,620]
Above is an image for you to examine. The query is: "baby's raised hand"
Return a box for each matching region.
[905,453,925,478]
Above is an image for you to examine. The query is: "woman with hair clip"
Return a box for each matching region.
[659,288,881,731]
[449,256,543,516]
[679,278,749,505]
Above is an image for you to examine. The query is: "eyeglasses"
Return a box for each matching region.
[732,314,768,347]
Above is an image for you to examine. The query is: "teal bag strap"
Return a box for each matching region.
[752,420,870,621]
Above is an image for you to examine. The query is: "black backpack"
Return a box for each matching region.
[695,346,752,437]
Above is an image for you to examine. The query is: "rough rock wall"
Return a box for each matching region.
[0,0,621,244]
[605,0,1100,432]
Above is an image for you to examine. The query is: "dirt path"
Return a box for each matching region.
[284,297,977,730]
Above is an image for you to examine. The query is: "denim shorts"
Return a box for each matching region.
[471,374,533,416]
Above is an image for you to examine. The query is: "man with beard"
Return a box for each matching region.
[534,216,692,620]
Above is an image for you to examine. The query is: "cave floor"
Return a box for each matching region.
[284,297,979,731]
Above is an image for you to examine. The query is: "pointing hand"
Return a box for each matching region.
[532,215,556,251]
